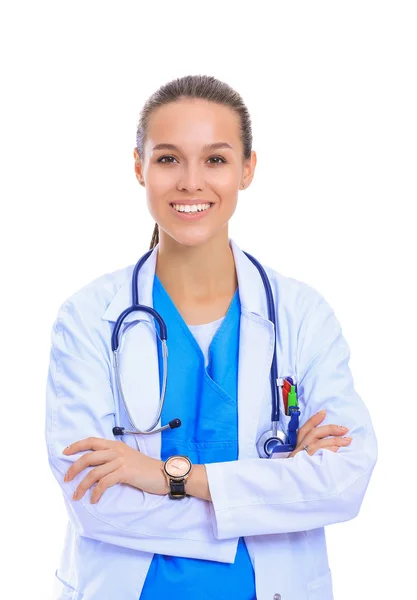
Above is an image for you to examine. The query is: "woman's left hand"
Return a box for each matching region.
[62,438,169,503]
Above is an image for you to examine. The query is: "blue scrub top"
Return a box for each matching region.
[139,274,256,600]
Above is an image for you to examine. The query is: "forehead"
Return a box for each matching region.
[146,99,241,150]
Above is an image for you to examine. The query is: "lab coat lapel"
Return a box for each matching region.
[230,240,275,459]
[102,245,162,459]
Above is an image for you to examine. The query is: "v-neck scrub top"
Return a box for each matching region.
[139,274,256,600]
[188,316,225,367]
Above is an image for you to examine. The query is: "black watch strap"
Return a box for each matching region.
[169,478,186,500]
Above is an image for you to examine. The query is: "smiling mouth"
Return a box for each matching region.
[170,202,214,213]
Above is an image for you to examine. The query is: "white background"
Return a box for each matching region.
[1,1,416,598]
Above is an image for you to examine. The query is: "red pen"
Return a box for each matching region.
[283,378,291,415]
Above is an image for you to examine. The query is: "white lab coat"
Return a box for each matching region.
[45,238,378,600]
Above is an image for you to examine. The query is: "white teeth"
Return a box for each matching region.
[172,203,211,213]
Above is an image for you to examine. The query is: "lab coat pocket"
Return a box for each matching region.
[259,378,295,434]
[306,568,333,600]
[53,569,83,600]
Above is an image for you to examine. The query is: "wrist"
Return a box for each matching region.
[186,464,212,502]
[162,456,193,499]
[159,460,170,495]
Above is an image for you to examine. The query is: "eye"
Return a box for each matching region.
[157,155,177,164]
[207,156,226,164]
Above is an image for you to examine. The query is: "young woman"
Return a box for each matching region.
[46,74,377,600]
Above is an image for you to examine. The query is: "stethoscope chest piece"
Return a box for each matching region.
[256,406,301,458]
[257,427,287,458]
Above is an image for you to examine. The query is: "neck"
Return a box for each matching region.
[155,229,237,301]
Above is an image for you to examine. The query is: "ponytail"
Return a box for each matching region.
[149,223,159,249]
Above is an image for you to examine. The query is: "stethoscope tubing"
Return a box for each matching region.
[242,251,280,424]
[110,248,291,455]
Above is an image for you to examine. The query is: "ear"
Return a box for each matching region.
[133,148,145,186]
[241,150,257,189]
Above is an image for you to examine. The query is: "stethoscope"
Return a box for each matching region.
[111,249,300,458]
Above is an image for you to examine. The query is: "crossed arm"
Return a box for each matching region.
[61,410,352,504]
[46,294,377,560]
[62,436,212,502]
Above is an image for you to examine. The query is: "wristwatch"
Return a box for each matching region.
[163,455,193,500]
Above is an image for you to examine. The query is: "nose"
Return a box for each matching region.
[176,161,205,192]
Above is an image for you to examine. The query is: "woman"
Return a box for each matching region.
[46,74,378,600]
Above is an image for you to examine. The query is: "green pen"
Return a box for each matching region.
[287,385,298,414]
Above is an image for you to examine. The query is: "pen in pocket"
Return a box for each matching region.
[287,385,298,413]
[283,378,291,415]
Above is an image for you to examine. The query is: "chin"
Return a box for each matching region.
[161,225,222,249]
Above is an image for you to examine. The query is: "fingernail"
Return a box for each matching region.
[338,426,348,431]
[73,491,79,500]
[64,473,68,482]
[317,410,326,415]
[343,437,352,441]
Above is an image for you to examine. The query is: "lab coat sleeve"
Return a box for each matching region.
[205,289,378,539]
[45,298,238,563]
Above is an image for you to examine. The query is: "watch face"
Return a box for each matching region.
[165,456,191,478]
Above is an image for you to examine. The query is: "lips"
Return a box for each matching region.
[169,202,214,219]
[171,202,212,213]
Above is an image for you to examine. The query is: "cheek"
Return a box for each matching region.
[213,163,240,186]
[146,167,173,191]
[218,176,239,207]
[144,170,171,217]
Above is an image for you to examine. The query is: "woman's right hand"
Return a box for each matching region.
[289,410,352,458]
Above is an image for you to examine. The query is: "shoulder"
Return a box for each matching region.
[262,263,329,322]
[52,263,134,333]
[261,264,343,370]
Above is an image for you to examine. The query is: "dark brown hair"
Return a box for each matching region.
[135,75,253,249]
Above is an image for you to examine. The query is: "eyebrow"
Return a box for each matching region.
[151,142,233,152]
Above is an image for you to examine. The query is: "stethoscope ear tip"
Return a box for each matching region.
[169,418,181,429]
